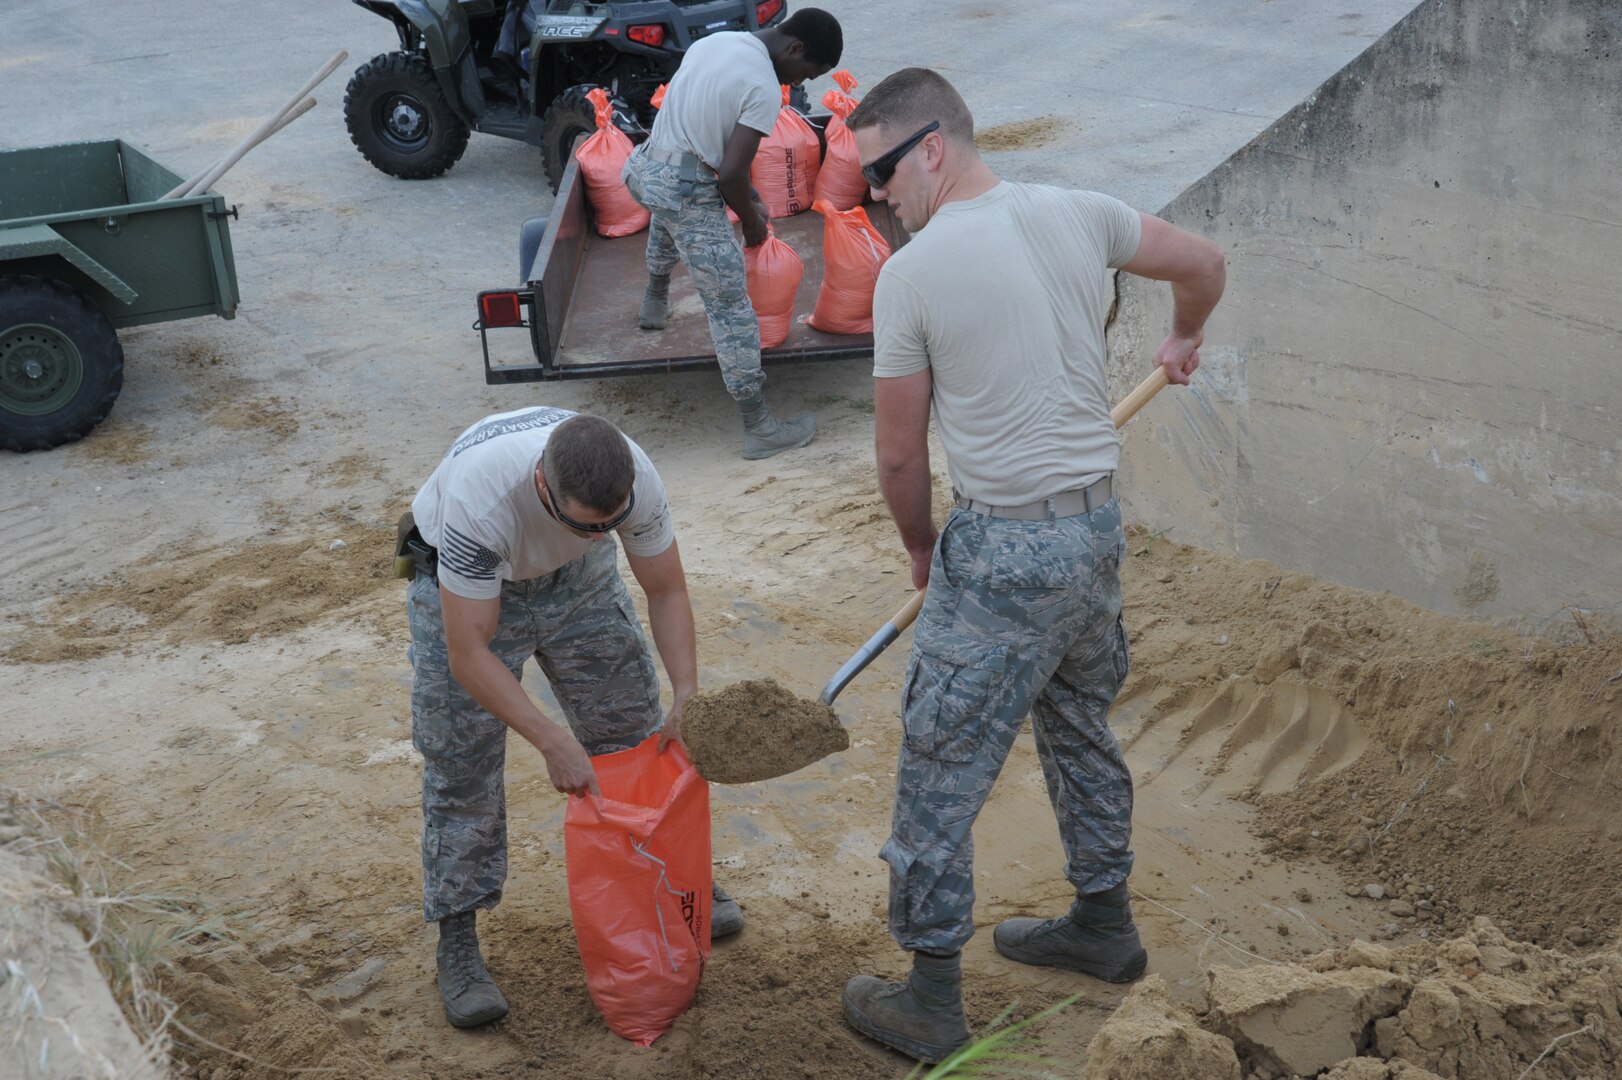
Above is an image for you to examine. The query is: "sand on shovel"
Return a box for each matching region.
[681,678,849,784]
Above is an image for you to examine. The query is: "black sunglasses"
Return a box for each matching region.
[861,120,940,189]
[542,467,635,534]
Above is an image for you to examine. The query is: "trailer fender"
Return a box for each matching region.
[0,225,136,306]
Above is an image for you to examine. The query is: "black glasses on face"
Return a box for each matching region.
[544,472,635,534]
[861,120,940,189]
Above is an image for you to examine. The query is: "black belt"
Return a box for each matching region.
[952,475,1113,520]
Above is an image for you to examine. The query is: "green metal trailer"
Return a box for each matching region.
[0,139,241,451]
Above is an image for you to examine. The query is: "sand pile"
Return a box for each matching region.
[1078,919,1620,1079]
[681,679,849,784]
[4,524,397,663]
[163,942,387,1078]
[1121,534,1622,950]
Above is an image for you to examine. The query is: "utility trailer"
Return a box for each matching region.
[473,119,906,384]
[0,140,240,451]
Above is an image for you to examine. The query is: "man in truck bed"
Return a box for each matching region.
[621,7,843,460]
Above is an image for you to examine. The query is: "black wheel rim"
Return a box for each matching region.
[0,323,83,416]
[376,91,432,153]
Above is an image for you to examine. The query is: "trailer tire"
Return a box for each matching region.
[345,52,471,179]
[0,275,124,453]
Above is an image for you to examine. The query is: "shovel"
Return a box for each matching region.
[818,365,1174,705]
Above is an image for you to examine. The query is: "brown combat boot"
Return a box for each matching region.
[436,910,509,1027]
[711,882,744,940]
[638,273,670,329]
[992,882,1148,983]
[842,950,970,1064]
[738,392,815,460]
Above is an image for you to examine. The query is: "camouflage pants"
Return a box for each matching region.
[883,499,1134,954]
[621,149,764,400]
[407,540,663,923]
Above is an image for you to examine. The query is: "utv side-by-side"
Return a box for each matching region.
[344,0,795,190]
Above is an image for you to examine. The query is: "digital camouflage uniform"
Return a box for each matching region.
[622,149,764,400]
[408,540,663,923]
[885,499,1133,955]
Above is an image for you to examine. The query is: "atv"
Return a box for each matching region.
[344,0,795,191]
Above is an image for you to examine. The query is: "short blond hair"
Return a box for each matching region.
[845,67,975,144]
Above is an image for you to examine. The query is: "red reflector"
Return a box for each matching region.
[603,26,619,35]
[480,292,523,328]
[628,23,666,47]
[756,0,784,25]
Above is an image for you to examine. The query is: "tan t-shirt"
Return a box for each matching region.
[872,182,1142,506]
[645,31,780,170]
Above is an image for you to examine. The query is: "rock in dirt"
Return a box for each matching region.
[1080,975,1241,1080]
[1320,1058,1446,1080]
[1253,635,1299,683]
[1204,964,1410,1077]
[681,679,849,784]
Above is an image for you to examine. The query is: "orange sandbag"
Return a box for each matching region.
[751,86,822,218]
[745,226,804,349]
[577,88,650,238]
[813,71,866,211]
[565,736,711,1046]
[807,199,891,335]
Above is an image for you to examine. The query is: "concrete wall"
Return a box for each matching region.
[1109,0,1622,633]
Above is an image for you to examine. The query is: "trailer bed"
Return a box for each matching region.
[478,136,908,383]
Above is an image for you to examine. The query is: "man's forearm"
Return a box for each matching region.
[645,590,699,701]
[1169,245,1227,339]
[448,645,569,754]
[718,172,759,226]
[879,456,936,558]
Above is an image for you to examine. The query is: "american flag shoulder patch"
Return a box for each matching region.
[440,524,502,581]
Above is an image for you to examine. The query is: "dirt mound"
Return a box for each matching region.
[3,524,398,663]
[1079,920,1618,1079]
[682,679,849,784]
[1081,975,1241,1079]
[1121,533,1622,951]
[164,942,386,1078]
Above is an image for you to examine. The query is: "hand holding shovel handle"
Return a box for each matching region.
[818,365,1173,705]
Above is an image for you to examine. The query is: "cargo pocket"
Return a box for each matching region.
[900,635,1008,764]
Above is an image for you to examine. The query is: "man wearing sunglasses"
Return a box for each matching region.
[839,69,1227,1064]
[404,406,743,1028]
[621,8,842,460]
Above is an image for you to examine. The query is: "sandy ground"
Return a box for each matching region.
[5,2,1619,1077]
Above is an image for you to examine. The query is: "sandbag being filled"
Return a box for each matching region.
[565,736,710,1046]
[577,88,650,237]
[807,199,891,335]
[751,86,822,218]
[812,70,866,211]
[745,226,804,348]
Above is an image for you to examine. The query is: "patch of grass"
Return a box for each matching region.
[909,993,1081,1078]
[2,785,231,1075]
